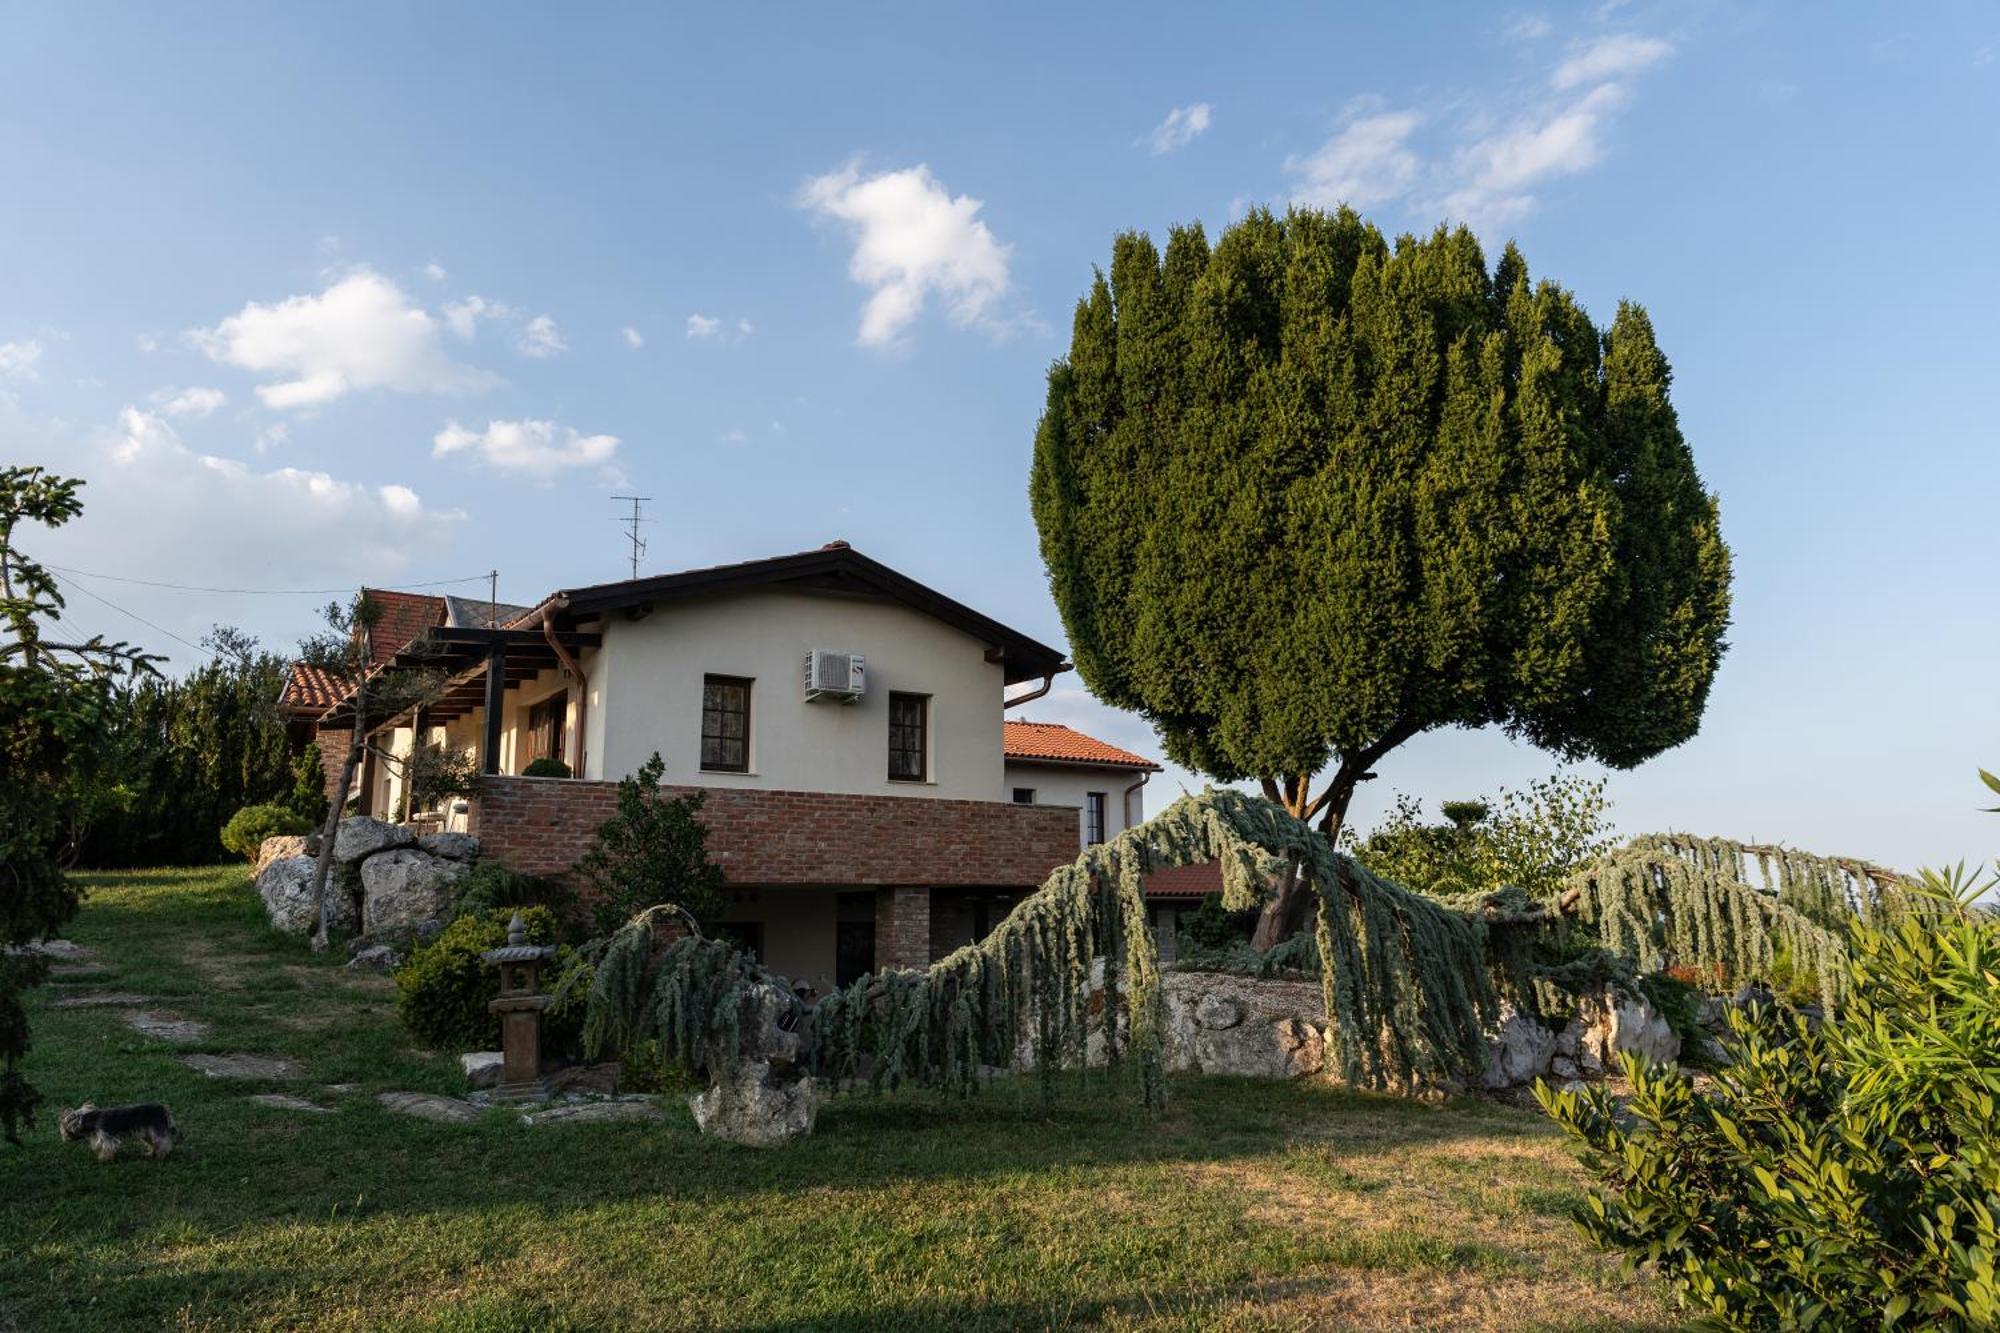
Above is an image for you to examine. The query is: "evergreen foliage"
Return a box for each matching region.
[1541,870,2000,1329]
[1558,835,1901,1011]
[218,803,312,862]
[575,752,726,933]
[0,466,158,1142]
[72,640,299,867]
[522,756,572,779]
[287,741,329,825]
[1030,208,1733,945]
[394,906,574,1052]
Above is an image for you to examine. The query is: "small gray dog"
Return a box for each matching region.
[58,1103,179,1161]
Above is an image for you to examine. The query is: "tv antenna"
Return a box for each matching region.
[611,495,651,580]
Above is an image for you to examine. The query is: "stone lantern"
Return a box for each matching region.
[482,911,556,1103]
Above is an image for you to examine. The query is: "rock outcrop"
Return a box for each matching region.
[256,818,477,939]
[1573,986,1680,1075]
[254,833,317,877]
[332,816,414,864]
[416,831,481,862]
[688,979,819,1146]
[255,854,358,934]
[1159,972,1329,1079]
[1480,1004,1560,1090]
[359,848,468,942]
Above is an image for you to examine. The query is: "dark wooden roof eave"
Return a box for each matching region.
[313,626,599,730]
[548,545,1068,685]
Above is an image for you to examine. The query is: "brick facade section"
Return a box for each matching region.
[470,776,1080,889]
[314,728,352,806]
[875,886,932,970]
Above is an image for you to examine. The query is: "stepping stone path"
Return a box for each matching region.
[376,1091,483,1124]
[180,1053,305,1080]
[52,991,153,1009]
[126,1011,210,1041]
[247,1093,334,1114]
[323,1083,364,1095]
[521,1099,664,1127]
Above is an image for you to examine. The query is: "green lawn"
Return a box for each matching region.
[4,866,1676,1332]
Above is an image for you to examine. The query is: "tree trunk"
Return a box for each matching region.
[308,689,365,953]
[1248,721,1416,951]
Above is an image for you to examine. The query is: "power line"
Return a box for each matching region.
[57,574,236,664]
[40,563,495,597]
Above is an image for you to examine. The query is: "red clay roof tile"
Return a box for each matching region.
[1002,720,1160,771]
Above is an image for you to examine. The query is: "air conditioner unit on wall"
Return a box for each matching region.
[803,649,866,702]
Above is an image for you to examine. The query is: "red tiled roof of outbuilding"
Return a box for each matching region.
[359,589,447,666]
[1002,720,1160,771]
[279,661,351,715]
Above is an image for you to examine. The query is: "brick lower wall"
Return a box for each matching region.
[470,776,1081,889]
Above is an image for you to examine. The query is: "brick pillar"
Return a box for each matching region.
[316,729,352,806]
[876,886,933,971]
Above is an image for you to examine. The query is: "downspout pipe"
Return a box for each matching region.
[1122,770,1152,831]
[530,594,587,777]
[1003,662,1071,710]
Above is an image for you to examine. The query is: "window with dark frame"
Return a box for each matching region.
[888,692,928,782]
[1012,787,1036,804]
[1085,791,1108,845]
[700,675,752,773]
[524,689,567,771]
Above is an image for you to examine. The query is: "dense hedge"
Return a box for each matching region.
[74,650,302,867]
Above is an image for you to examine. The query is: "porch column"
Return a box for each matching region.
[875,886,933,971]
[482,642,506,775]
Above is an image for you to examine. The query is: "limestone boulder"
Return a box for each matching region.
[346,944,404,972]
[254,833,317,877]
[333,816,414,864]
[462,1051,504,1089]
[417,831,481,862]
[690,1065,819,1147]
[1159,971,1329,1080]
[360,849,468,942]
[1576,986,1680,1076]
[256,855,357,934]
[1479,1005,1559,1090]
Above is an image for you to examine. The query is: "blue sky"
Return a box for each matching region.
[5,3,1997,871]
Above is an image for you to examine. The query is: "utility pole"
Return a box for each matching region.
[487,569,499,628]
[611,495,651,580]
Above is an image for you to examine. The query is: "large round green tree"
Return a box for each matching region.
[1030,208,1732,945]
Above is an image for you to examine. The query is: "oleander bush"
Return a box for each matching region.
[1540,869,2000,1329]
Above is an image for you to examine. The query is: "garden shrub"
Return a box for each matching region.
[1174,893,1258,953]
[395,906,580,1054]
[451,861,581,940]
[406,743,482,813]
[220,803,312,862]
[522,756,571,779]
[287,741,329,825]
[576,752,725,933]
[1354,772,1613,900]
[1540,872,2000,1329]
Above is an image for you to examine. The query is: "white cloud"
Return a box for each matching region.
[0,339,43,379]
[1441,81,1631,224]
[621,325,645,348]
[151,385,227,418]
[1505,13,1553,41]
[254,421,289,453]
[422,262,448,281]
[1551,33,1673,89]
[443,293,503,340]
[1286,34,1674,228]
[1145,103,1213,154]
[685,313,752,343]
[192,272,493,410]
[515,314,565,359]
[800,162,1014,346]
[432,418,619,480]
[1288,108,1425,210]
[96,406,451,571]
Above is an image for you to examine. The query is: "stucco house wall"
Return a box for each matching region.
[1002,762,1149,850]
[587,588,1007,798]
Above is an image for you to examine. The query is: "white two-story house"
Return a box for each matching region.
[286,542,1164,992]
